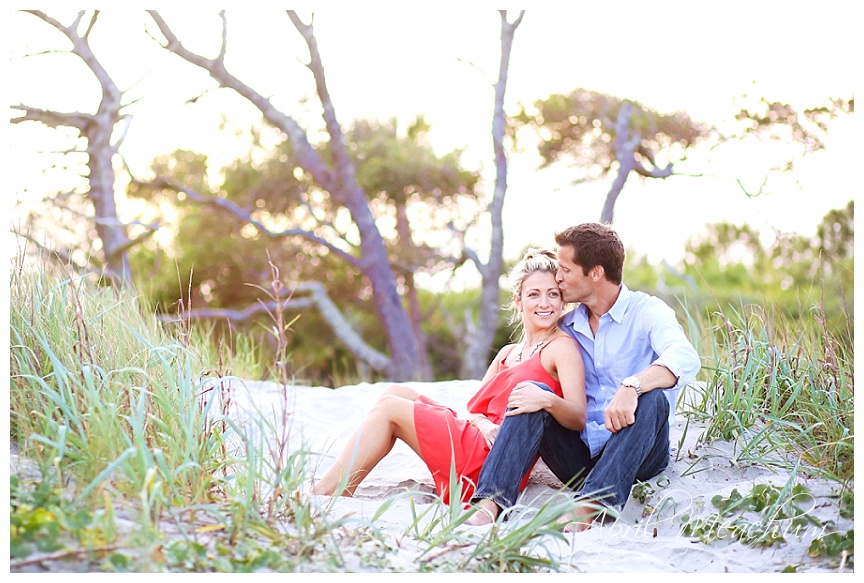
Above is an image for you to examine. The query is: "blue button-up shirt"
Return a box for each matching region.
[560,284,701,457]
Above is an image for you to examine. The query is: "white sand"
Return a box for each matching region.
[211,378,853,573]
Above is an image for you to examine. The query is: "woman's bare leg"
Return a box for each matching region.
[311,384,424,496]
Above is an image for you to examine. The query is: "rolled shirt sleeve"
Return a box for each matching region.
[644,297,701,393]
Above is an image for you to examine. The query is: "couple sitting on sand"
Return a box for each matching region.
[312,222,701,532]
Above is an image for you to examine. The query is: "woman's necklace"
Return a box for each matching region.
[515,330,557,363]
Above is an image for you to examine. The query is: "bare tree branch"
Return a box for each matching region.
[148,10,336,190]
[142,177,362,267]
[10,105,92,132]
[105,226,159,261]
[633,159,674,179]
[159,281,390,372]
[83,10,99,41]
[736,175,770,198]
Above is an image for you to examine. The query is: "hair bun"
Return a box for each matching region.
[522,248,557,261]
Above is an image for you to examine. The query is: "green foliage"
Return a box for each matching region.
[734,97,854,156]
[805,488,854,568]
[10,265,219,502]
[680,477,854,568]
[808,530,854,567]
[9,259,381,571]
[631,481,656,505]
[681,201,853,338]
[11,475,85,558]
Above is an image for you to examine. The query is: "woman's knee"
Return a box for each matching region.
[380,383,419,400]
[373,393,404,412]
[370,393,416,426]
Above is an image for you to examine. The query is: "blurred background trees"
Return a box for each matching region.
[11,9,854,386]
[128,116,483,385]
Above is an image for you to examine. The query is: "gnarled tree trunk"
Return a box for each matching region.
[13,11,133,286]
[460,10,524,379]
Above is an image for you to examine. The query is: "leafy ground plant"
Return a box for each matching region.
[678,472,851,566]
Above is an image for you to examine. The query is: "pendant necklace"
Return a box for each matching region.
[515,338,547,363]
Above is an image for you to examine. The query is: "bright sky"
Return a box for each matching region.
[5,4,858,288]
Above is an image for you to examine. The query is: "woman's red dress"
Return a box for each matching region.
[414,339,566,505]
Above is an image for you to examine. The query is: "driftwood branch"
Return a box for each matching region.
[148,9,421,380]
[286,10,362,210]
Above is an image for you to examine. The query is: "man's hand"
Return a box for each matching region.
[604,384,638,432]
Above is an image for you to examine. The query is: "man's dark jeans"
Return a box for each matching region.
[472,384,670,511]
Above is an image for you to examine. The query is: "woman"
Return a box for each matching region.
[311,249,587,504]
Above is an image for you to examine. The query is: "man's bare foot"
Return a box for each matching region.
[556,499,603,532]
[465,499,499,526]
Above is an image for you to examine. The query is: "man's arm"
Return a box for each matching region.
[604,298,700,433]
[646,300,701,392]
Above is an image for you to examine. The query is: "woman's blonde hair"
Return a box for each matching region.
[506,248,560,337]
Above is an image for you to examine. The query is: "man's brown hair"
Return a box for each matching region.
[555,223,625,285]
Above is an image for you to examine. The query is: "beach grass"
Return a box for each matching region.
[680,300,854,484]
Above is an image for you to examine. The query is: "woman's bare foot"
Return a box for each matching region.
[309,479,355,497]
[465,499,499,526]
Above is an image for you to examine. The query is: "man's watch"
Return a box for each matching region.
[621,375,643,397]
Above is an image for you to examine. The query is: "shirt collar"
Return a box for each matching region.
[566,283,631,330]
[607,283,631,324]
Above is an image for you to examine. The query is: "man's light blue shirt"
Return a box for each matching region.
[560,284,701,457]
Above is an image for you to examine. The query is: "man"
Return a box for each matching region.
[467,222,701,530]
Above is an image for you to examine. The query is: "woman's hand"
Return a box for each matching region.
[475,418,500,448]
[505,382,552,416]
